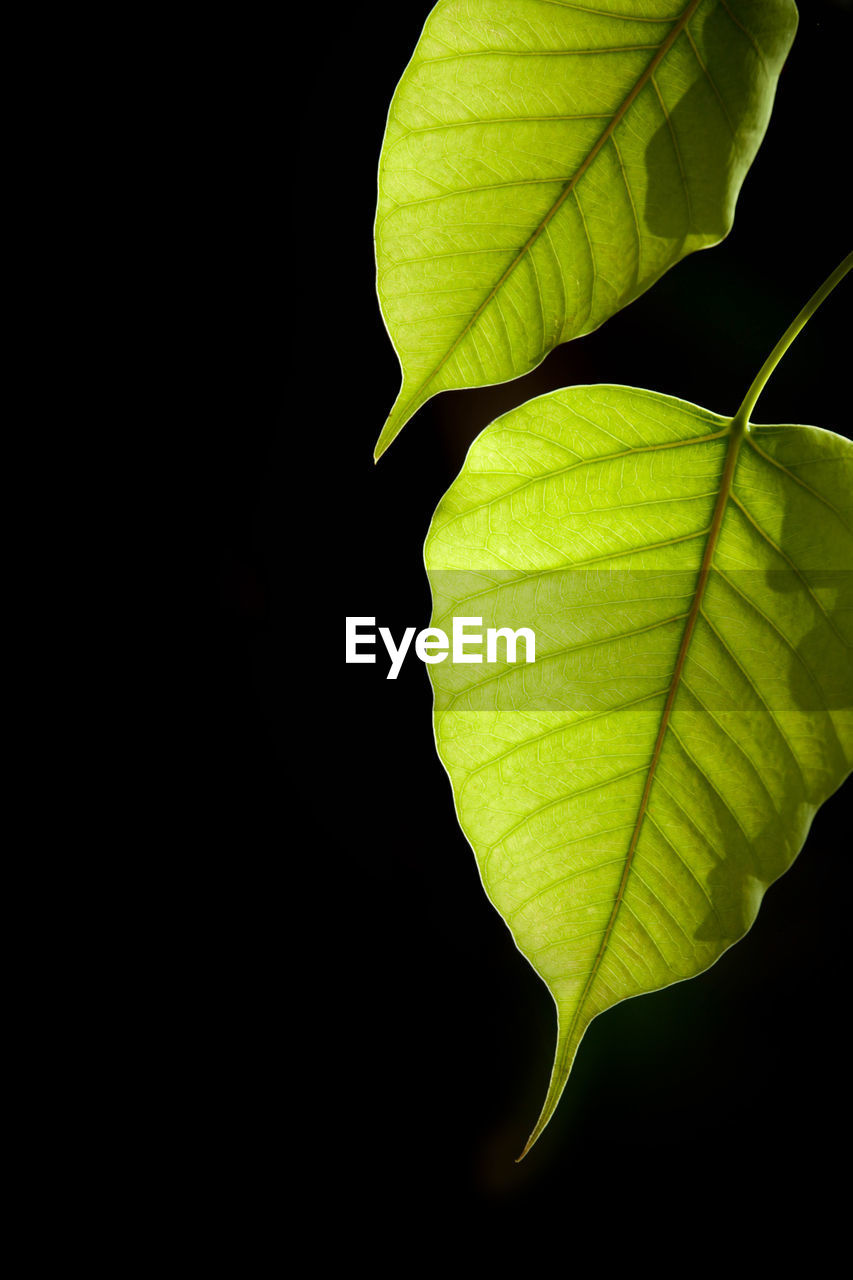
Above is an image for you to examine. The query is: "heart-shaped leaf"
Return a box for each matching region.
[375,0,798,457]
[425,300,852,1154]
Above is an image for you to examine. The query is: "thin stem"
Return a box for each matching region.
[734,250,853,430]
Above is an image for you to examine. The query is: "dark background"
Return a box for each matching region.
[199,0,851,1247]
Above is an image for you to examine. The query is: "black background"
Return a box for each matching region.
[201,0,851,1247]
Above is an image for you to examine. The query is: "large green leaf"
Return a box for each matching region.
[375,0,797,457]
[425,383,852,1155]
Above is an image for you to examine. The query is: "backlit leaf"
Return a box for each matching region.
[375,0,798,457]
[425,383,852,1155]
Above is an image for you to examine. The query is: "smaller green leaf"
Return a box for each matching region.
[424,256,852,1156]
[375,0,798,456]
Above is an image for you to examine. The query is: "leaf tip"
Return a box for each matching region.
[374,381,430,460]
[514,1110,550,1163]
[373,426,393,462]
[515,1135,536,1164]
[374,412,402,462]
[514,1011,589,1162]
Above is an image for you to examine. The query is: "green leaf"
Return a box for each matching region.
[425,383,852,1156]
[375,0,798,458]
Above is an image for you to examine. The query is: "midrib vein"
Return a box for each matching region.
[389,0,702,431]
[557,416,744,1067]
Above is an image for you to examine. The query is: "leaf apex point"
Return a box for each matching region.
[373,422,395,462]
[515,1135,536,1163]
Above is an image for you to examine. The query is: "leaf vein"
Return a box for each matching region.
[381,0,704,437]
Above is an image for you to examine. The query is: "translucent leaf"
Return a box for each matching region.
[425,383,852,1154]
[375,0,798,457]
